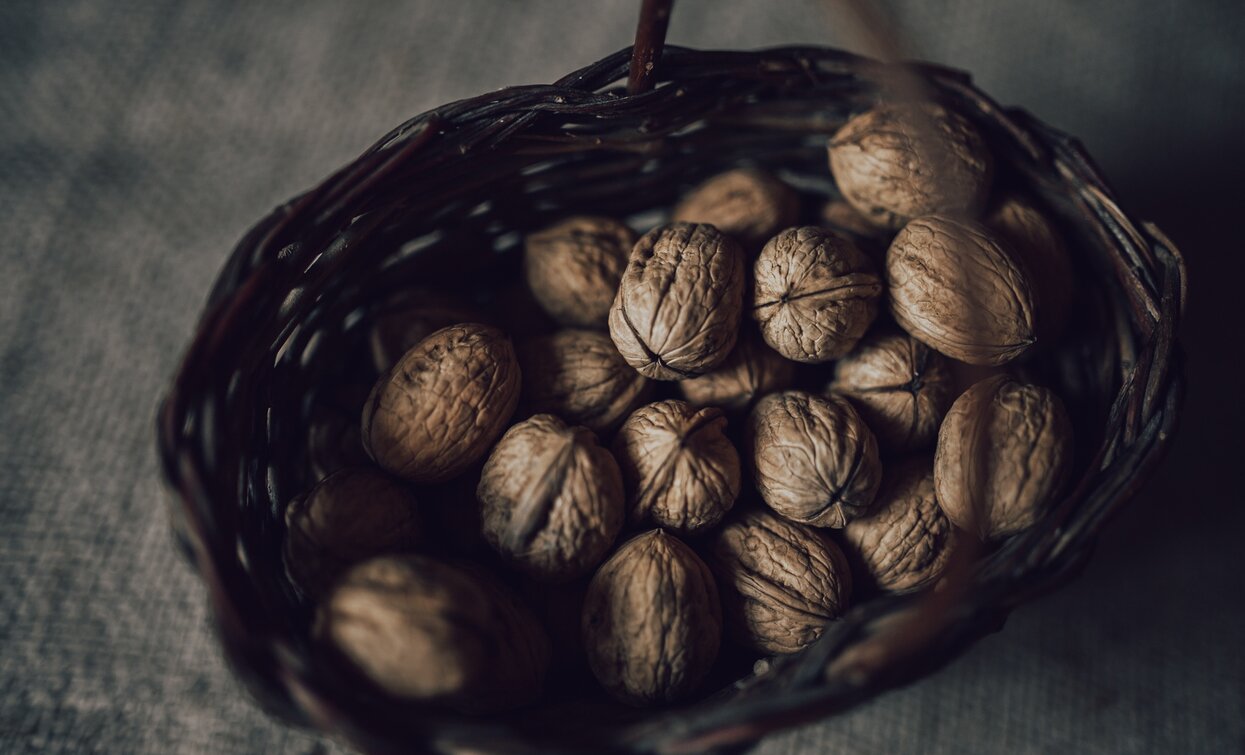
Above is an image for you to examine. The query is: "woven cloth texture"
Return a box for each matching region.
[1,1,1242,753]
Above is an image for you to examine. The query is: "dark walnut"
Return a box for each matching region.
[283,467,421,597]
[887,215,1038,366]
[306,406,370,482]
[752,226,883,363]
[708,509,851,654]
[517,329,651,434]
[822,198,887,242]
[828,331,954,452]
[842,456,953,593]
[523,216,635,328]
[747,391,883,528]
[672,169,798,251]
[828,102,993,229]
[477,414,625,581]
[612,400,741,535]
[315,555,549,712]
[368,292,485,374]
[582,530,721,706]
[678,328,795,412]
[986,195,1074,342]
[362,323,520,483]
[608,223,745,380]
[935,375,1074,538]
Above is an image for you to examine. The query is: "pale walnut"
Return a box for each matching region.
[478,414,624,581]
[842,456,954,593]
[582,530,721,706]
[747,391,883,528]
[678,328,795,411]
[828,102,993,229]
[672,169,799,250]
[935,375,1073,539]
[612,400,741,535]
[887,215,1037,366]
[368,292,485,373]
[517,329,651,434]
[283,467,421,597]
[315,555,549,712]
[361,323,520,483]
[523,216,635,328]
[828,332,953,452]
[708,509,851,654]
[608,223,745,380]
[986,195,1074,341]
[753,226,883,363]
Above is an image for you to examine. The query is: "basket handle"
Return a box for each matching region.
[627,0,674,95]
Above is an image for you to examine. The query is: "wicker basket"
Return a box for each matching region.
[157,6,1184,752]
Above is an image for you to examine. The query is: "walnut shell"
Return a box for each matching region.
[678,327,795,411]
[708,509,851,654]
[478,414,625,581]
[368,293,485,374]
[934,375,1073,538]
[672,169,799,250]
[315,555,549,712]
[608,223,745,380]
[842,456,953,593]
[306,407,369,482]
[828,332,954,452]
[362,323,520,483]
[747,391,883,528]
[821,198,887,241]
[612,400,741,535]
[887,215,1038,366]
[752,226,883,363]
[582,530,721,705]
[828,102,993,229]
[517,329,651,434]
[986,195,1074,341]
[283,467,421,596]
[523,216,635,328]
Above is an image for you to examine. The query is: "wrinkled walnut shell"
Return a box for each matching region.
[612,400,741,535]
[842,456,953,593]
[478,414,624,581]
[753,226,883,363]
[672,169,798,250]
[986,195,1074,342]
[828,331,953,452]
[678,327,795,411]
[828,102,993,229]
[887,215,1038,366]
[935,375,1073,538]
[608,223,745,380]
[708,509,851,654]
[368,293,485,374]
[747,391,883,528]
[582,530,721,706]
[523,216,635,328]
[362,323,520,483]
[517,329,651,434]
[315,555,549,712]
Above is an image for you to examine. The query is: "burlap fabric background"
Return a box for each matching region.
[1,1,1242,752]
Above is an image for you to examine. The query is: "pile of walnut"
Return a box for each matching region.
[291,101,1076,713]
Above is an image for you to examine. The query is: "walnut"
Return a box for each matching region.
[608,223,745,380]
[986,195,1074,341]
[678,327,795,411]
[934,375,1074,538]
[708,509,851,654]
[478,414,625,581]
[821,198,887,241]
[828,332,953,452]
[517,329,651,434]
[612,400,741,535]
[828,102,993,229]
[283,467,421,596]
[315,555,549,712]
[306,406,369,481]
[523,216,635,328]
[752,226,883,363]
[368,293,485,373]
[747,391,882,528]
[582,530,721,705]
[672,169,799,250]
[887,215,1037,366]
[842,456,953,593]
[362,323,520,483]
